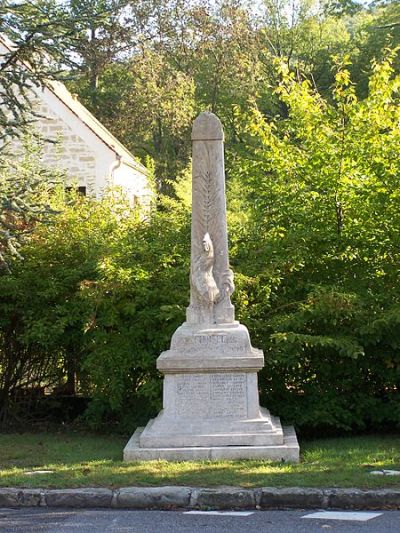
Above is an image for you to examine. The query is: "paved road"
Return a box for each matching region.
[0,508,399,532]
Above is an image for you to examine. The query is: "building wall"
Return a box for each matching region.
[112,161,153,207]
[37,87,151,201]
[1,38,150,202]
[34,100,98,195]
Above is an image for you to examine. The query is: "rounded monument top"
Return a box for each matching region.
[192,111,224,141]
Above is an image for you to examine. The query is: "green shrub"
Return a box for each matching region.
[0,183,191,431]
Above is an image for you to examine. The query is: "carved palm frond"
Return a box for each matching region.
[191,141,231,296]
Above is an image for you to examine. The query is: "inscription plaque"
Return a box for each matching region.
[175,373,247,418]
[172,334,247,354]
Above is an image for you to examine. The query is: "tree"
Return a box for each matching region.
[0,138,62,271]
[257,0,354,99]
[0,0,87,144]
[68,1,264,186]
[63,0,149,110]
[0,1,110,268]
[228,51,400,431]
[90,51,195,189]
[348,2,400,97]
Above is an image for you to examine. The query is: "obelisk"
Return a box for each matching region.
[187,112,235,326]
[124,112,299,461]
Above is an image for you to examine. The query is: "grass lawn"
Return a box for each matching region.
[0,432,400,489]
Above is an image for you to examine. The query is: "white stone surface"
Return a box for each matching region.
[123,426,299,462]
[140,406,284,448]
[32,100,97,194]
[188,112,234,326]
[124,112,299,462]
[157,323,264,372]
[370,470,400,476]
[302,511,383,522]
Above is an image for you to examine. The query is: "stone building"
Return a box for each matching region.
[0,35,151,203]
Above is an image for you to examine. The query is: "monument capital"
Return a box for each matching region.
[192,111,224,141]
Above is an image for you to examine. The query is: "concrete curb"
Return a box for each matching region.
[0,486,400,510]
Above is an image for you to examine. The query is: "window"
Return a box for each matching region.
[65,186,86,196]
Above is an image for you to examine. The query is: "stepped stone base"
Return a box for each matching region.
[139,407,285,448]
[123,425,299,462]
[124,322,299,463]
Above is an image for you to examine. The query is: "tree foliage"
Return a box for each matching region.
[6,0,400,186]
[2,1,400,434]
[0,179,190,428]
[228,50,400,431]
[0,139,61,271]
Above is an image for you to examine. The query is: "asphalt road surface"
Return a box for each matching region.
[0,508,399,532]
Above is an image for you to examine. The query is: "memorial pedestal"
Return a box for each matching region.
[124,323,299,462]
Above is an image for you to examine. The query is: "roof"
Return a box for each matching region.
[0,34,148,175]
[46,79,148,175]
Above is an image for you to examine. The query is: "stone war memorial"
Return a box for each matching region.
[124,112,299,462]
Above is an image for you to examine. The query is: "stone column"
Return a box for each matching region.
[187,112,234,325]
